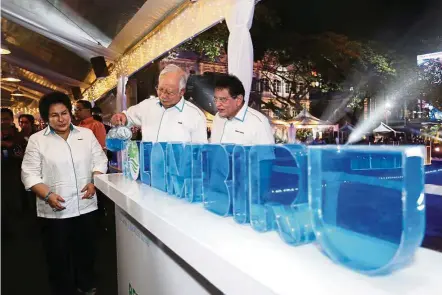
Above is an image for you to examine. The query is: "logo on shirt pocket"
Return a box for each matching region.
[235,130,244,134]
[178,121,183,125]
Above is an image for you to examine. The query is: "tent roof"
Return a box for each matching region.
[373,122,396,133]
[288,109,333,126]
[340,123,354,132]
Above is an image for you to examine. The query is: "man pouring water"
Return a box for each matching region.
[111,64,207,143]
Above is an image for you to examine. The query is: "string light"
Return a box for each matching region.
[82,0,231,101]
[10,106,39,116]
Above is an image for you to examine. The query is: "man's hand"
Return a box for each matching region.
[110,113,127,126]
[81,183,96,199]
[47,193,66,210]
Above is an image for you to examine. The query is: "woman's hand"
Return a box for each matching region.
[47,193,66,210]
[81,183,96,199]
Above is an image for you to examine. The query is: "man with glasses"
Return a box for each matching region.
[111,64,207,143]
[211,74,274,144]
[74,100,107,149]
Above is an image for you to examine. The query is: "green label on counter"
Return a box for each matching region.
[129,283,139,295]
[127,141,140,180]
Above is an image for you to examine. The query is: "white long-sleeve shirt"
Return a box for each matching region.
[21,125,108,219]
[124,97,208,143]
[211,104,275,145]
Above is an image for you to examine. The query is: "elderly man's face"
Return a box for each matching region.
[157,72,185,109]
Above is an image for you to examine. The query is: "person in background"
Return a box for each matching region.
[18,114,36,141]
[21,92,108,295]
[110,64,207,143]
[74,100,107,149]
[2,108,27,236]
[91,106,103,122]
[91,106,111,133]
[210,74,274,145]
[1,107,15,126]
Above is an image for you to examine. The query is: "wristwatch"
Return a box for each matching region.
[44,191,53,204]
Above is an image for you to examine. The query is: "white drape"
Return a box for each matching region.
[226,0,255,104]
[116,76,129,112]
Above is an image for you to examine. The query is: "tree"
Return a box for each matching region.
[418,59,442,109]
[174,4,397,122]
[178,22,229,62]
[255,32,396,119]
[176,4,280,62]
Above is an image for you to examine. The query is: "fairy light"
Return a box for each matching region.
[10,106,39,116]
[82,0,231,101]
[17,68,69,94]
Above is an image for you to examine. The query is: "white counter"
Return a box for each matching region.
[96,173,442,295]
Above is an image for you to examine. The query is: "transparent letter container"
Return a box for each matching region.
[151,142,168,192]
[249,144,314,245]
[140,142,153,185]
[308,145,426,275]
[232,145,251,224]
[202,144,235,216]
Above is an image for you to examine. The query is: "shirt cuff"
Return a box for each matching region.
[92,165,108,174]
[122,110,133,127]
[22,176,43,191]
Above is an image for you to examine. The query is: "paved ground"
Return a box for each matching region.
[1,197,118,295]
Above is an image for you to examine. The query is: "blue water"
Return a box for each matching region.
[309,146,425,274]
[105,138,127,152]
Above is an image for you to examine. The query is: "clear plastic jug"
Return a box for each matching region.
[105,125,133,152]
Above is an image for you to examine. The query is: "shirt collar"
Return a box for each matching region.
[43,124,78,136]
[233,103,248,122]
[156,96,185,112]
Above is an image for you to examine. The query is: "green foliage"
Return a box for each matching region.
[178,23,229,62]
[296,129,313,142]
[256,32,396,117]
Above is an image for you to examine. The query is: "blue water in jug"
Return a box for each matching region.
[105,125,132,152]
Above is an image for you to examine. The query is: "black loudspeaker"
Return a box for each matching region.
[72,87,82,100]
[90,56,109,78]
[184,72,218,115]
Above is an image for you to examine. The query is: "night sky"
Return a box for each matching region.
[260,0,442,56]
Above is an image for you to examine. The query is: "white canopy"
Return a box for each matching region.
[373,122,396,133]
[288,109,334,126]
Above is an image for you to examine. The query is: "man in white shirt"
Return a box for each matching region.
[111,64,207,143]
[211,74,275,145]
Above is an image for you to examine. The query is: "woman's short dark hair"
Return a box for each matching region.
[18,114,35,125]
[39,92,72,122]
[214,74,245,98]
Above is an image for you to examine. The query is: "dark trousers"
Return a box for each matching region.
[40,211,98,295]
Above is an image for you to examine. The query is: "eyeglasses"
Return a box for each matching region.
[214,96,236,103]
[155,87,179,96]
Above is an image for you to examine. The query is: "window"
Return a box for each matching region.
[261,79,270,91]
[274,80,281,93]
[252,79,260,92]
[285,82,291,93]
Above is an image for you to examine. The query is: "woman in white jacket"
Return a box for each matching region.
[21,92,108,295]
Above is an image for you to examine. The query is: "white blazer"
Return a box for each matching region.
[21,125,108,219]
